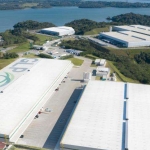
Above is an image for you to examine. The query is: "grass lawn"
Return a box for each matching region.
[84,27,109,35]
[8,43,30,53]
[9,144,49,150]
[107,61,139,83]
[68,58,84,66]
[34,34,57,45]
[8,35,57,53]
[0,58,16,69]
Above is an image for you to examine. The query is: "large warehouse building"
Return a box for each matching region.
[60,81,150,150]
[99,25,150,47]
[40,26,75,36]
[0,58,73,143]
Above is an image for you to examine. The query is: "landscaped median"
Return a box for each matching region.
[0,58,16,70]
[9,144,50,150]
[68,58,84,66]
[8,43,30,53]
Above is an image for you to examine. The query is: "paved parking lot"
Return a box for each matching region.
[17,57,92,149]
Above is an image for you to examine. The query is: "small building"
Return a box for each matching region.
[100,59,106,66]
[95,59,100,65]
[83,72,91,82]
[96,67,110,79]
[33,45,44,50]
[65,49,82,56]
[40,26,75,36]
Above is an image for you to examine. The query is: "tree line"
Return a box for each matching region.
[65,19,121,35]
[0,52,19,59]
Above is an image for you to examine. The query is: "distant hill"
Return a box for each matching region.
[1,0,150,10]
[79,1,150,8]
[111,13,150,26]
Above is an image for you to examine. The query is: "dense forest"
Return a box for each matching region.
[13,20,55,30]
[60,39,150,84]
[65,19,121,35]
[134,52,150,64]
[79,1,150,8]
[111,13,150,26]
[0,0,150,10]
[65,19,105,35]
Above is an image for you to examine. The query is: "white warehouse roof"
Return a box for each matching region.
[0,58,72,142]
[61,81,150,150]
[128,83,150,150]
[61,81,124,150]
[119,31,150,41]
[40,26,75,36]
[113,25,150,36]
[100,32,143,42]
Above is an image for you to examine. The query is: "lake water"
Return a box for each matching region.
[83,0,150,2]
[1,7,150,32]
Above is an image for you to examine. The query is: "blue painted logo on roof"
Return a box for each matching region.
[0,72,14,87]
